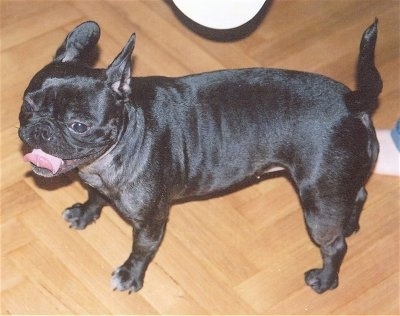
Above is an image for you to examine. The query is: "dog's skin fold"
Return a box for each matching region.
[19,20,382,294]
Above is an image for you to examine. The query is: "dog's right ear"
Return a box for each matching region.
[54,21,100,63]
[106,34,136,99]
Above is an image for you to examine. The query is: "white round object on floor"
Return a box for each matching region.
[172,0,266,29]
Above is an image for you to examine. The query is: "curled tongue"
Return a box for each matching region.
[23,149,63,174]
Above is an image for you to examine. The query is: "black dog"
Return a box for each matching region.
[19,20,382,294]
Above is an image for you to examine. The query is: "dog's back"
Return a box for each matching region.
[130,21,381,200]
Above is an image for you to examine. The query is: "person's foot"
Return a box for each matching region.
[374,120,400,176]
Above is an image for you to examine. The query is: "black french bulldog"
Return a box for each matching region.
[19,20,382,294]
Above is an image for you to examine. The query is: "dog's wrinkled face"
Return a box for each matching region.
[18,21,136,177]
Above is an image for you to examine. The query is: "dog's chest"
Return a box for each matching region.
[78,158,125,198]
[79,169,113,196]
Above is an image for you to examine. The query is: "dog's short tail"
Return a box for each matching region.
[345,19,383,115]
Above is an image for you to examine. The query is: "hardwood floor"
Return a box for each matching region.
[1,0,399,314]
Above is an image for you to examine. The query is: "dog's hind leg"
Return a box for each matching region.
[298,183,352,293]
[344,187,367,237]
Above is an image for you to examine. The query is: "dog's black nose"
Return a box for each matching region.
[33,122,54,142]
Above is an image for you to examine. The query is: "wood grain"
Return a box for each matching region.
[1,0,399,314]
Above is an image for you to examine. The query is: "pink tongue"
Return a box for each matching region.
[23,149,63,174]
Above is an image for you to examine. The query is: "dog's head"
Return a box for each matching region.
[19,22,135,177]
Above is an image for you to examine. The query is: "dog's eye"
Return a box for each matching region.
[70,122,89,133]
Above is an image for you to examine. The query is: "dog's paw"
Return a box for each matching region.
[62,203,99,230]
[305,269,338,294]
[111,266,143,294]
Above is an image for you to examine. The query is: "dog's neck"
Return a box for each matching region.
[78,104,145,191]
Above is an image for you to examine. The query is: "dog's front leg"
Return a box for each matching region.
[63,186,108,229]
[111,215,167,293]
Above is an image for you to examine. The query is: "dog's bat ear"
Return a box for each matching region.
[54,21,100,63]
[106,34,136,98]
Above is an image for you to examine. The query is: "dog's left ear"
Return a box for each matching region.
[54,21,100,63]
[106,34,136,98]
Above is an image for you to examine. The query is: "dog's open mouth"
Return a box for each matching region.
[23,149,83,177]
